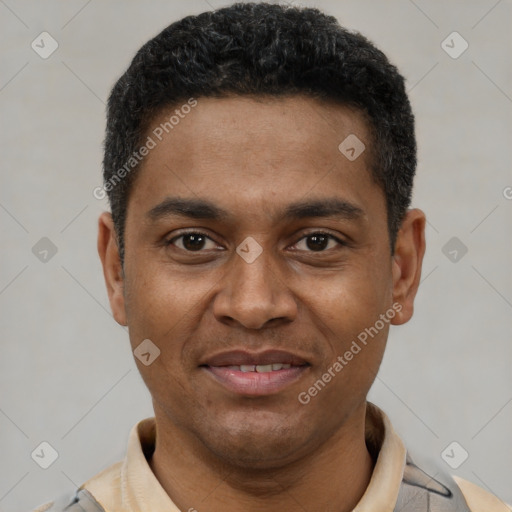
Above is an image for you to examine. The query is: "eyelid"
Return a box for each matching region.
[289,230,347,251]
[166,229,223,249]
[165,229,347,252]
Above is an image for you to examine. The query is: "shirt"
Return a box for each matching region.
[33,403,509,511]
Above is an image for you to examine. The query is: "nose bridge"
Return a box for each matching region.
[233,246,275,298]
[213,242,296,329]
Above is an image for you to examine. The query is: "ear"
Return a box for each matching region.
[390,208,426,325]
[97,212,127,326]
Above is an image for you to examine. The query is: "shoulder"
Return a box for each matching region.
[31,461,122,512]
[31,489,105,512]
[454,476,511,512]
[396,453,509,512]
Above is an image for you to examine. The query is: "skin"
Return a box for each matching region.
[98,95,426,512]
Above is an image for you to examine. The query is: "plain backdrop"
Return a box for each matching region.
[1,1,511,510]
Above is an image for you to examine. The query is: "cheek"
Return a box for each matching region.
[310,274,390,403]
[313,257,392,332]
[122,255,224,387]
[299,253,392,392]
[123,253,205,336]
[122,263,200,411]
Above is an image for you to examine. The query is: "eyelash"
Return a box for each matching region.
[166,230,346,253]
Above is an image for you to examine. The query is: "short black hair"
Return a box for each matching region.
[103,2,416,262]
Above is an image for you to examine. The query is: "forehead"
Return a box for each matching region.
[128,95,383,221]
[145,95,370,163]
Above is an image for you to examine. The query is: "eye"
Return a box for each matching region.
[168,231,220,252]
[292,232,345,252]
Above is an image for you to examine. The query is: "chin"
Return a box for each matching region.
[196,410,316,470]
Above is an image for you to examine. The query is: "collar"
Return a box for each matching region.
[84,402,407,511]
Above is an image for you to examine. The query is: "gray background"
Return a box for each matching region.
[1,0,511,510]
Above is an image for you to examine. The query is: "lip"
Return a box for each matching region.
[203,365,309,396]
[200,349,310,396]
[200,349,309,367]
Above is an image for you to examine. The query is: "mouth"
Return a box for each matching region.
[200,349,311,396]
[220,363,294,372]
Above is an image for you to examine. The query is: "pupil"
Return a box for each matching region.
[306,234,328,251]
[183,234,205,251]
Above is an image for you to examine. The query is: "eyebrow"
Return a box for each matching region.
[147,197,229,221]
[146,196,365,223]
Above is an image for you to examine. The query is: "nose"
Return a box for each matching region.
[212,245,297,330]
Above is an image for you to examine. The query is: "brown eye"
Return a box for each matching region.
[293,232,344,252]
[182,233,206,251]
[306,234,329,251]
[169,232,219,252]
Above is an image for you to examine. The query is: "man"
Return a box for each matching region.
[33,3,508,511]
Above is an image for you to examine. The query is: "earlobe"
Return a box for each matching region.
[97,212,127,326]
[390,209,426,326]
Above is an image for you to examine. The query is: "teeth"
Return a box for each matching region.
[275,363,291,370]
[226,363,293,372]
[255,364,273,373]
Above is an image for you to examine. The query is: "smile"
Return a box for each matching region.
[200,350,310,396]
[224,363,292,372]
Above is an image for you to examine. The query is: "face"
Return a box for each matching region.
[99,95,425,469]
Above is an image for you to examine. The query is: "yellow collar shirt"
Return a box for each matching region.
[34,404,509,512]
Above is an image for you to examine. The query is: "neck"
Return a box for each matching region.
[149,402,374,512]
